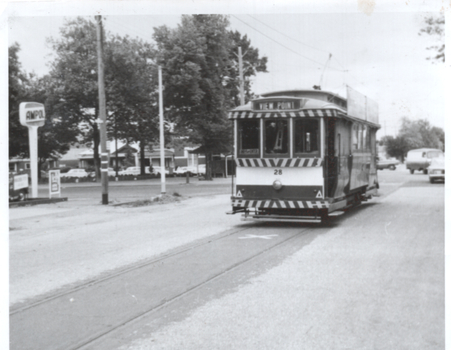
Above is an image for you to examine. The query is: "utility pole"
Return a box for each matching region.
[238,47,245,106]
[95,15,109,204]
[158,65,166,194]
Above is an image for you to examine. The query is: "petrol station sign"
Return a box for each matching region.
[20,102,46,127]
[19,102,46,198]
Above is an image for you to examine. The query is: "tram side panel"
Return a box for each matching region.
[329,120,378,201]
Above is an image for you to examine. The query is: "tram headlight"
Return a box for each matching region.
[273,180,283,190]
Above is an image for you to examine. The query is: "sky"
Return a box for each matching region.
[4,1,447,138]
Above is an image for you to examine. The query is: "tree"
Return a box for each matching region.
[154,15,234,180]
[9,43,29,158]
[25,74,79,177]
[398,117,443,150]
[47,17,105,177]
[154,15,268,179]
[9,44,78,178]
[419,14,445,62]
[226,31,268,107]
[48,17,160,178]
[105,35,159,175]
[381,135,410,163]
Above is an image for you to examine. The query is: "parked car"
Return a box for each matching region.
[428,156,445,183]
[107,168,117,177]
[198,164,206,175]
[376,157,399,170]
[406,148,444,174]
[119,166,151,176]
[173,166,189,176]
[9,172,29,201]
[152,166,169,176]
[60,169,89,178]
[58,166,72,174]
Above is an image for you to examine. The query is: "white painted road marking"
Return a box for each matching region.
[238,234,279,240]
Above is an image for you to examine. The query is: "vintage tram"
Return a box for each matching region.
[227,88,380,223]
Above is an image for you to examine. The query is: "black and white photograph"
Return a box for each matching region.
[3,0,447,349]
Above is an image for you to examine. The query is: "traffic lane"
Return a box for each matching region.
[10,222,323,350]
[107,186,444,350]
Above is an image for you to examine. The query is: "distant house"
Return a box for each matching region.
[58,145,91,169]
[109,144,140,169]
[173,145,205,168]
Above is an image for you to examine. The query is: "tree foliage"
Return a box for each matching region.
[105,35,159,174]
[154,14,268,179]
[382,118,444,161]
[226,31,268,107]
[47,17,104,175]
[380,135,410,162]
[398,117,444,150]
[47,17,160,176]
[9,44,78,175]
[9,43,29,158]
[419,14,445,62]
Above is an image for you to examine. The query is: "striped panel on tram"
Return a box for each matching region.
[232,199,329,209]
[235,158,323,168]
[228,109,338,119]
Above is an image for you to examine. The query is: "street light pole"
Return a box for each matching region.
[158,65,166,194]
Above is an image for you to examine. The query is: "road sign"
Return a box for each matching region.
[49,170,61,198]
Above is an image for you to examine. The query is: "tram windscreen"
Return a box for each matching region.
[265,120,288,155]
[238,120,260,156]
[294,119,319,154]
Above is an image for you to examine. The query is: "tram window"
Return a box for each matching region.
[264,120,289,155]
[352,124,358,150]
[362,125,368,150]
[294,119,319,155]
[238,120,260,156]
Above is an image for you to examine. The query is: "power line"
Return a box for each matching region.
[243,15,370,90]
[247,14,330,55]
[231,15,344,72]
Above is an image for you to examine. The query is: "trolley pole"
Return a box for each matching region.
[95,15,109,204]
[158,65,166,194]
[238,46,245,106]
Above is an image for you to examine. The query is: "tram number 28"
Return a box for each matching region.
[274,169,283,175]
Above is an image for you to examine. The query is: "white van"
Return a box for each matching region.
[406,148,443,174]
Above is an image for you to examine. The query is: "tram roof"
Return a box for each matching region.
[228,89,380,129]
[260,89,347,103]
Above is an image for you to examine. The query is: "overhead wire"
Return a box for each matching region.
[107,15,368,91]
[247,14,329,55]
[240,15,369,90]
[231,15,344,72]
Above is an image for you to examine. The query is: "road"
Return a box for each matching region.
[9,166,444,349]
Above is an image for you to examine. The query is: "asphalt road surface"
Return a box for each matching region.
[9,166,444,350]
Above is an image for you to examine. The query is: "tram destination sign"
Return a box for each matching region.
[19,102,46,127]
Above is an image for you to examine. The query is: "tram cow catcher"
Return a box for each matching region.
[227,87,380,223]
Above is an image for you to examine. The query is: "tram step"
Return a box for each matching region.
[328,211,345,217]
[241,214,322,223]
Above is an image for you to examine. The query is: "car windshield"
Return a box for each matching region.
[428,151,444,158]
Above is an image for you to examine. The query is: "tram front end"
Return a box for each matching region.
[228,94,340,224]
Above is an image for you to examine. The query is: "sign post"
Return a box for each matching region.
[19,102,45,198]
[48,169,61,198]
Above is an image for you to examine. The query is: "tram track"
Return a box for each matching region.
[75,226,310,350]
[10,225,251,315]
[10,223,313,350]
